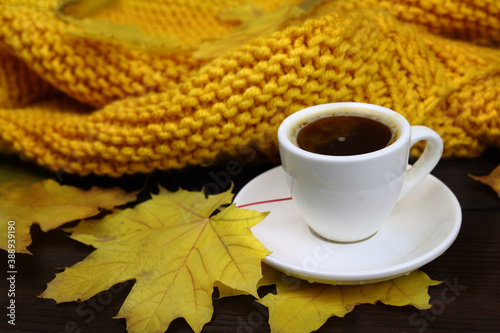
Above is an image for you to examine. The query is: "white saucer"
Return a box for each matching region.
[234,166,461,285]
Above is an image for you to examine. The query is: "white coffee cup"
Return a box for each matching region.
[278,102,443,242]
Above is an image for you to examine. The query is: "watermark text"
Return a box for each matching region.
[6,220,17,326]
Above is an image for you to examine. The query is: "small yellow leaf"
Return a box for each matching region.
[40,187,270,333]
[469,164,500,198]
[258,268,441,333]
[0,161,136,254]
[194,3,307,59]
[378,270,442,309]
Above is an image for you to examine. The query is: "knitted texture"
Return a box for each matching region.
[0,0,499,176]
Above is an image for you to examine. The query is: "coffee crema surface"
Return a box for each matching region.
[296,115,393,156]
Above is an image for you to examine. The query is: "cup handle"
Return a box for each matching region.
[398,126,444,200]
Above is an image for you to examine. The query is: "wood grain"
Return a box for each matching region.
[1,148,499,333]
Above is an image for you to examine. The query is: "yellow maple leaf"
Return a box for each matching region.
[57,0,181,52]
[258,267,441,333]
[0,160,136,254]
[469,164,500,198]
[40,187,270,333]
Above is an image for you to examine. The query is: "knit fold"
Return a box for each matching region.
[0,0,499,176]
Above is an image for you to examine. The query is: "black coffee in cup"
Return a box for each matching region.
[296,115,393,156]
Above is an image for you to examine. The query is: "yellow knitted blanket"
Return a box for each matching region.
[0,0,499,176]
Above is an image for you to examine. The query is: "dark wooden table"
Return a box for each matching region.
[1,148,499,333]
